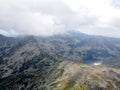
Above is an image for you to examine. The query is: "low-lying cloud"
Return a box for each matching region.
[0,0,120,37]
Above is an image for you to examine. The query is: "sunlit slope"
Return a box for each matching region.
[49,61,120,90]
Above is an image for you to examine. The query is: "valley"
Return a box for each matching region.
[1,31,120,90]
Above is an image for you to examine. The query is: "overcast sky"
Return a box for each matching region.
[0,0,120,37]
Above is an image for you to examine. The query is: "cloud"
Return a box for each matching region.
[0,0,120,37]
[0,0,68,36]
[0,29,20,37]
[111,0,120,9]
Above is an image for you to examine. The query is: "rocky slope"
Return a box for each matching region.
[1,60,120,90]
[1,31,120,89]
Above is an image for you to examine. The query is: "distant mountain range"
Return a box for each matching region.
[1,31,120,90]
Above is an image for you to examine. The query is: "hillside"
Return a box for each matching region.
[1,31,120,89]
[1,60,120,90]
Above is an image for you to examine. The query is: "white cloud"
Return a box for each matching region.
[0,0,120,37]
[0,29,20,37]
[0,0,68,36]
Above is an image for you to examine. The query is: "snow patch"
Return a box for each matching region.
[93,62,102,65]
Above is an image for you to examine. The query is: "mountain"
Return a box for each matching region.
[1,60,120,90]
[1,31,120,89]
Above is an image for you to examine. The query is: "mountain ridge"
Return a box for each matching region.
[1,60,120,90]
[1,31,120,89]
